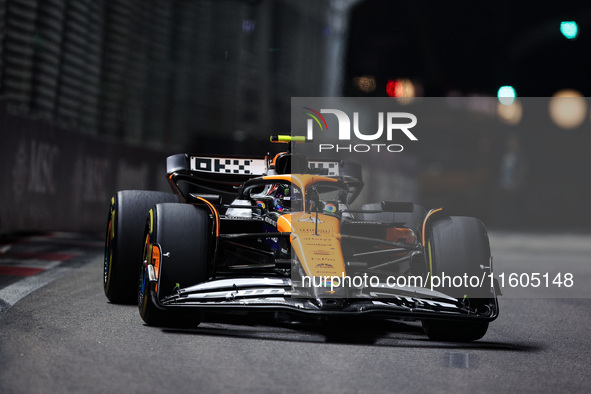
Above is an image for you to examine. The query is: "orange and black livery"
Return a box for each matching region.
[104,135,499,341]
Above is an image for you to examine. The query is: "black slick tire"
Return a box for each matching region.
[138,203,210,327]
[422,216,492,341]
[103,190,180,304]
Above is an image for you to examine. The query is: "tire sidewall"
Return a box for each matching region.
[138,203,210,326]
[103,190,180,304]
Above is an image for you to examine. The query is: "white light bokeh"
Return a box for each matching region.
[549,89,587,129]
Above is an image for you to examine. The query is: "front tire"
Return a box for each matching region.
[104,190,180,304]
[422,216,493,341]
[138,203,210,327]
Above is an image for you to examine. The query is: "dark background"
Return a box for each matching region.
[0,0,589,232]
[345,0,591,96]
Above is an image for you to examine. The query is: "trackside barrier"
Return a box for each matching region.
[0,109,170,234]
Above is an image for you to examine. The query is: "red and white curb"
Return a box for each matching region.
[0,233,102,316]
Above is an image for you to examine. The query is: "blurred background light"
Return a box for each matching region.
[497,85,516,105]
[549,89,587,129]
[497,99,523,125]
[353,75,376,92]
[386,79,399,97]
[242,20,256,33]
[386,78,416,103]
[560,21,578,39]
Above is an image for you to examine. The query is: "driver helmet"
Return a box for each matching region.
[269,184,291,212]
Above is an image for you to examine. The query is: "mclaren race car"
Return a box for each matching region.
[103,135,499,341]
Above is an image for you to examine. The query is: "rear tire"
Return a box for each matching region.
[138,203,210,327]
[104,190,180,304]
[422,216,493,341]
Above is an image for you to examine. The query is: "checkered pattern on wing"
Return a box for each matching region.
[308,161,340,176]
[190,157,267,175]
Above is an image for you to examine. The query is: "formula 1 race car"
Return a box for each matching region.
[103,135,499,341]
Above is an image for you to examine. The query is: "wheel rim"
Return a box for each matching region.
[138,232,150,310]
[103,204,115,291]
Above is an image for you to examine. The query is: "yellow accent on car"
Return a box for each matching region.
[149,209,154,235]
[427,240,433,279]
[109,211,115,240]
[271,135,306,143]
[421,208,443,247]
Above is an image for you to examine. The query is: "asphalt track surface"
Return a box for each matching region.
[0,232,590,393]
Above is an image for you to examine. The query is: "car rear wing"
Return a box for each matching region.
[166,154,266,203]
[166,153,364,204]
[167,154,268,177]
